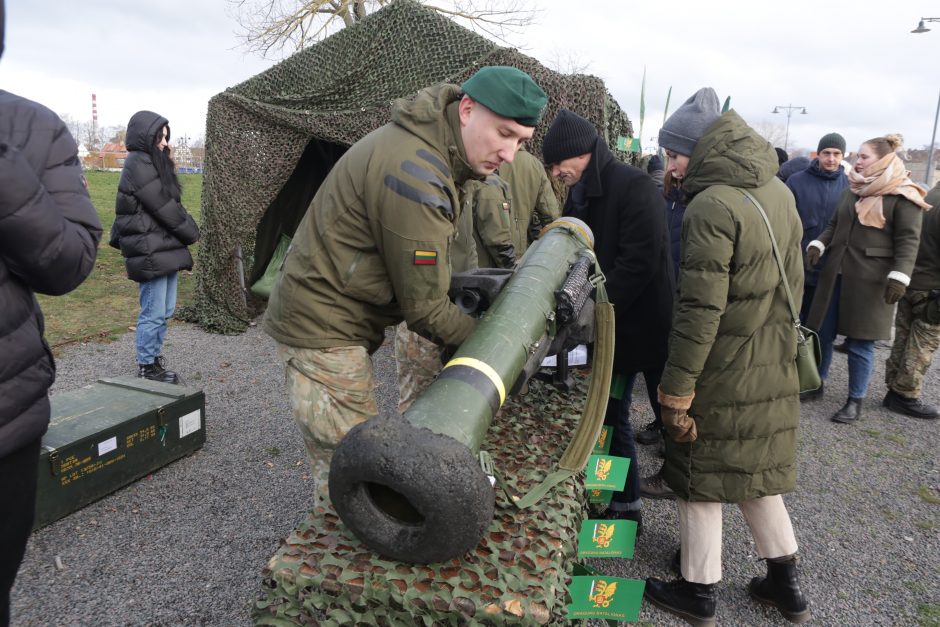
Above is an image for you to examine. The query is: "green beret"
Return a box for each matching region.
[461,66,547,127]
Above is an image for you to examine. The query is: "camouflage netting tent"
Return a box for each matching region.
[181,0,636,334]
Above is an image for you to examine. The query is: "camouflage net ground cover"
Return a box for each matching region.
[182,0,635,335]
[254,372,591,626]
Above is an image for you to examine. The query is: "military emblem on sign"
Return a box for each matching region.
[595,457,612,481]
[590,579,618,608]
[592,523,616,548]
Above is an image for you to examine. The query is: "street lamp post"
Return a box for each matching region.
[771,104,808,154]
[912,17,940,186]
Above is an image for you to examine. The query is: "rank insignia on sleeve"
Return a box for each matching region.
[414,250,438,265]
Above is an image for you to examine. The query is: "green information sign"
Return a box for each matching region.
[567,576,645,621]
[577,518,637,558]
[584,454,629,491]
[592,425,612,455]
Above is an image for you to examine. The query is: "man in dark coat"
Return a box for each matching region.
[786,133,849,318]
[542,110,675,531]
[0,3,103,623]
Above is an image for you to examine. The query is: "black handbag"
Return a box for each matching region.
[741,189,822,393]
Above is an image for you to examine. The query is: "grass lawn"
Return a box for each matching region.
[36,170,203,350]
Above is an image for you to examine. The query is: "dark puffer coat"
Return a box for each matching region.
[659,111,803,502]
[110,111,199,282]
[0,90,102,458]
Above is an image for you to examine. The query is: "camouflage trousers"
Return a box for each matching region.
[394,321,443,413]
[275,342,378,495]
[885,289,940,399]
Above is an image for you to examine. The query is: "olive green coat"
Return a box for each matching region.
[471,174,516,268]
[501,150,559,256]
[659,111,804,502]
[806,192,924,338]
[263,84,477,354]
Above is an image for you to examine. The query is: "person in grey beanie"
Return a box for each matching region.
[542,109,675,536]
[644,87,811,626]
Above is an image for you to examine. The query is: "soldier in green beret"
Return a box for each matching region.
[263,66,547,491]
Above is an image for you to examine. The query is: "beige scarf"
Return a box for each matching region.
[847,152,931,228]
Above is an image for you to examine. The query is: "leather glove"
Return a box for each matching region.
[657,387,697,443]
[804,246,821,271]
[884,279,906,305]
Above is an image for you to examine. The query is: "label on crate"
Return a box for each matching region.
[97,436,117,457]
[179,410,202,438]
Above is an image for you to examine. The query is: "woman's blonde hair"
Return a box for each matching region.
[863,133,904,159]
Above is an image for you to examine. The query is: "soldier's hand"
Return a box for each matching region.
[884,279,906,305]
[804,246,821,271]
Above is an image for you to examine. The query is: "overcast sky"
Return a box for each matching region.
[2,0,938,156]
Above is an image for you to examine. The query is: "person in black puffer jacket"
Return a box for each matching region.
[110,111,200,383]
[0,4,102,623]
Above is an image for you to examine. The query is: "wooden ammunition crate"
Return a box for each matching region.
[34,376,206,530]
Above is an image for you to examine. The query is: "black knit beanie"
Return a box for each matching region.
[774,147,789,166]
[542,109,598,164]
[817,132,846,154]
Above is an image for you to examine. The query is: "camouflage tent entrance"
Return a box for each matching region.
[183,0,635,334]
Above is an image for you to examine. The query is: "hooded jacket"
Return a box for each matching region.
[110,110,200,282]
[785,159,848,286]
[263,84,477,353]
[659,111,803,502]
[0,90,102,457]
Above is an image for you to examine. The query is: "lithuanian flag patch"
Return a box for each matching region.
[414,250,438,265]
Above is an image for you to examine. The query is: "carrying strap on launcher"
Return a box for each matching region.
[739,188,802,328]
[498,252,615,509]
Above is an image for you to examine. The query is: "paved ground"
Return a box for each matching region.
[10,321,940,626]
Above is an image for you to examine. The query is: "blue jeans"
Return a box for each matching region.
[605,370,661,508]
[136,273,178,365]
[817,276,875,399]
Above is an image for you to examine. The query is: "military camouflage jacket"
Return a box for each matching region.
[500,150,559,256]
[263,84,477,353]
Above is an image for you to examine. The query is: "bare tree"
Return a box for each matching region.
[543,48,591,74]
[750,120,788,149]
[228,0,538,58]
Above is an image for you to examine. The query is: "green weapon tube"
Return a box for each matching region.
[329,218,595,563]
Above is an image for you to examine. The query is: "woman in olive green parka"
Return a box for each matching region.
[643,88,811,627]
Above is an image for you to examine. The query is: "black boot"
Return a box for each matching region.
[883,390,940,419]
[635,420,663,446]
[644,577,716,627]
[640,469,676,500]
[138,356,179,384]
[831,397,862,423]
[748,554,811,623]
[606,508,642,536]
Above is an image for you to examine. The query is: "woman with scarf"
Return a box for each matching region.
[805,134,931,423]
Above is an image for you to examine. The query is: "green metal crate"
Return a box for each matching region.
[34,376,206,530]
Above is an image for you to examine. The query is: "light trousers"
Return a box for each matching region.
[678,495,798,584]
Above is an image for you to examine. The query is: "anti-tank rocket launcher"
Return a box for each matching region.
[328,217,614,564]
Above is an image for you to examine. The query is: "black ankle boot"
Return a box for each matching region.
[748,554,811,623]
[644,576,716,626]
[138,357,179,384]
[883,390,940,419]
[831,397,862,423]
